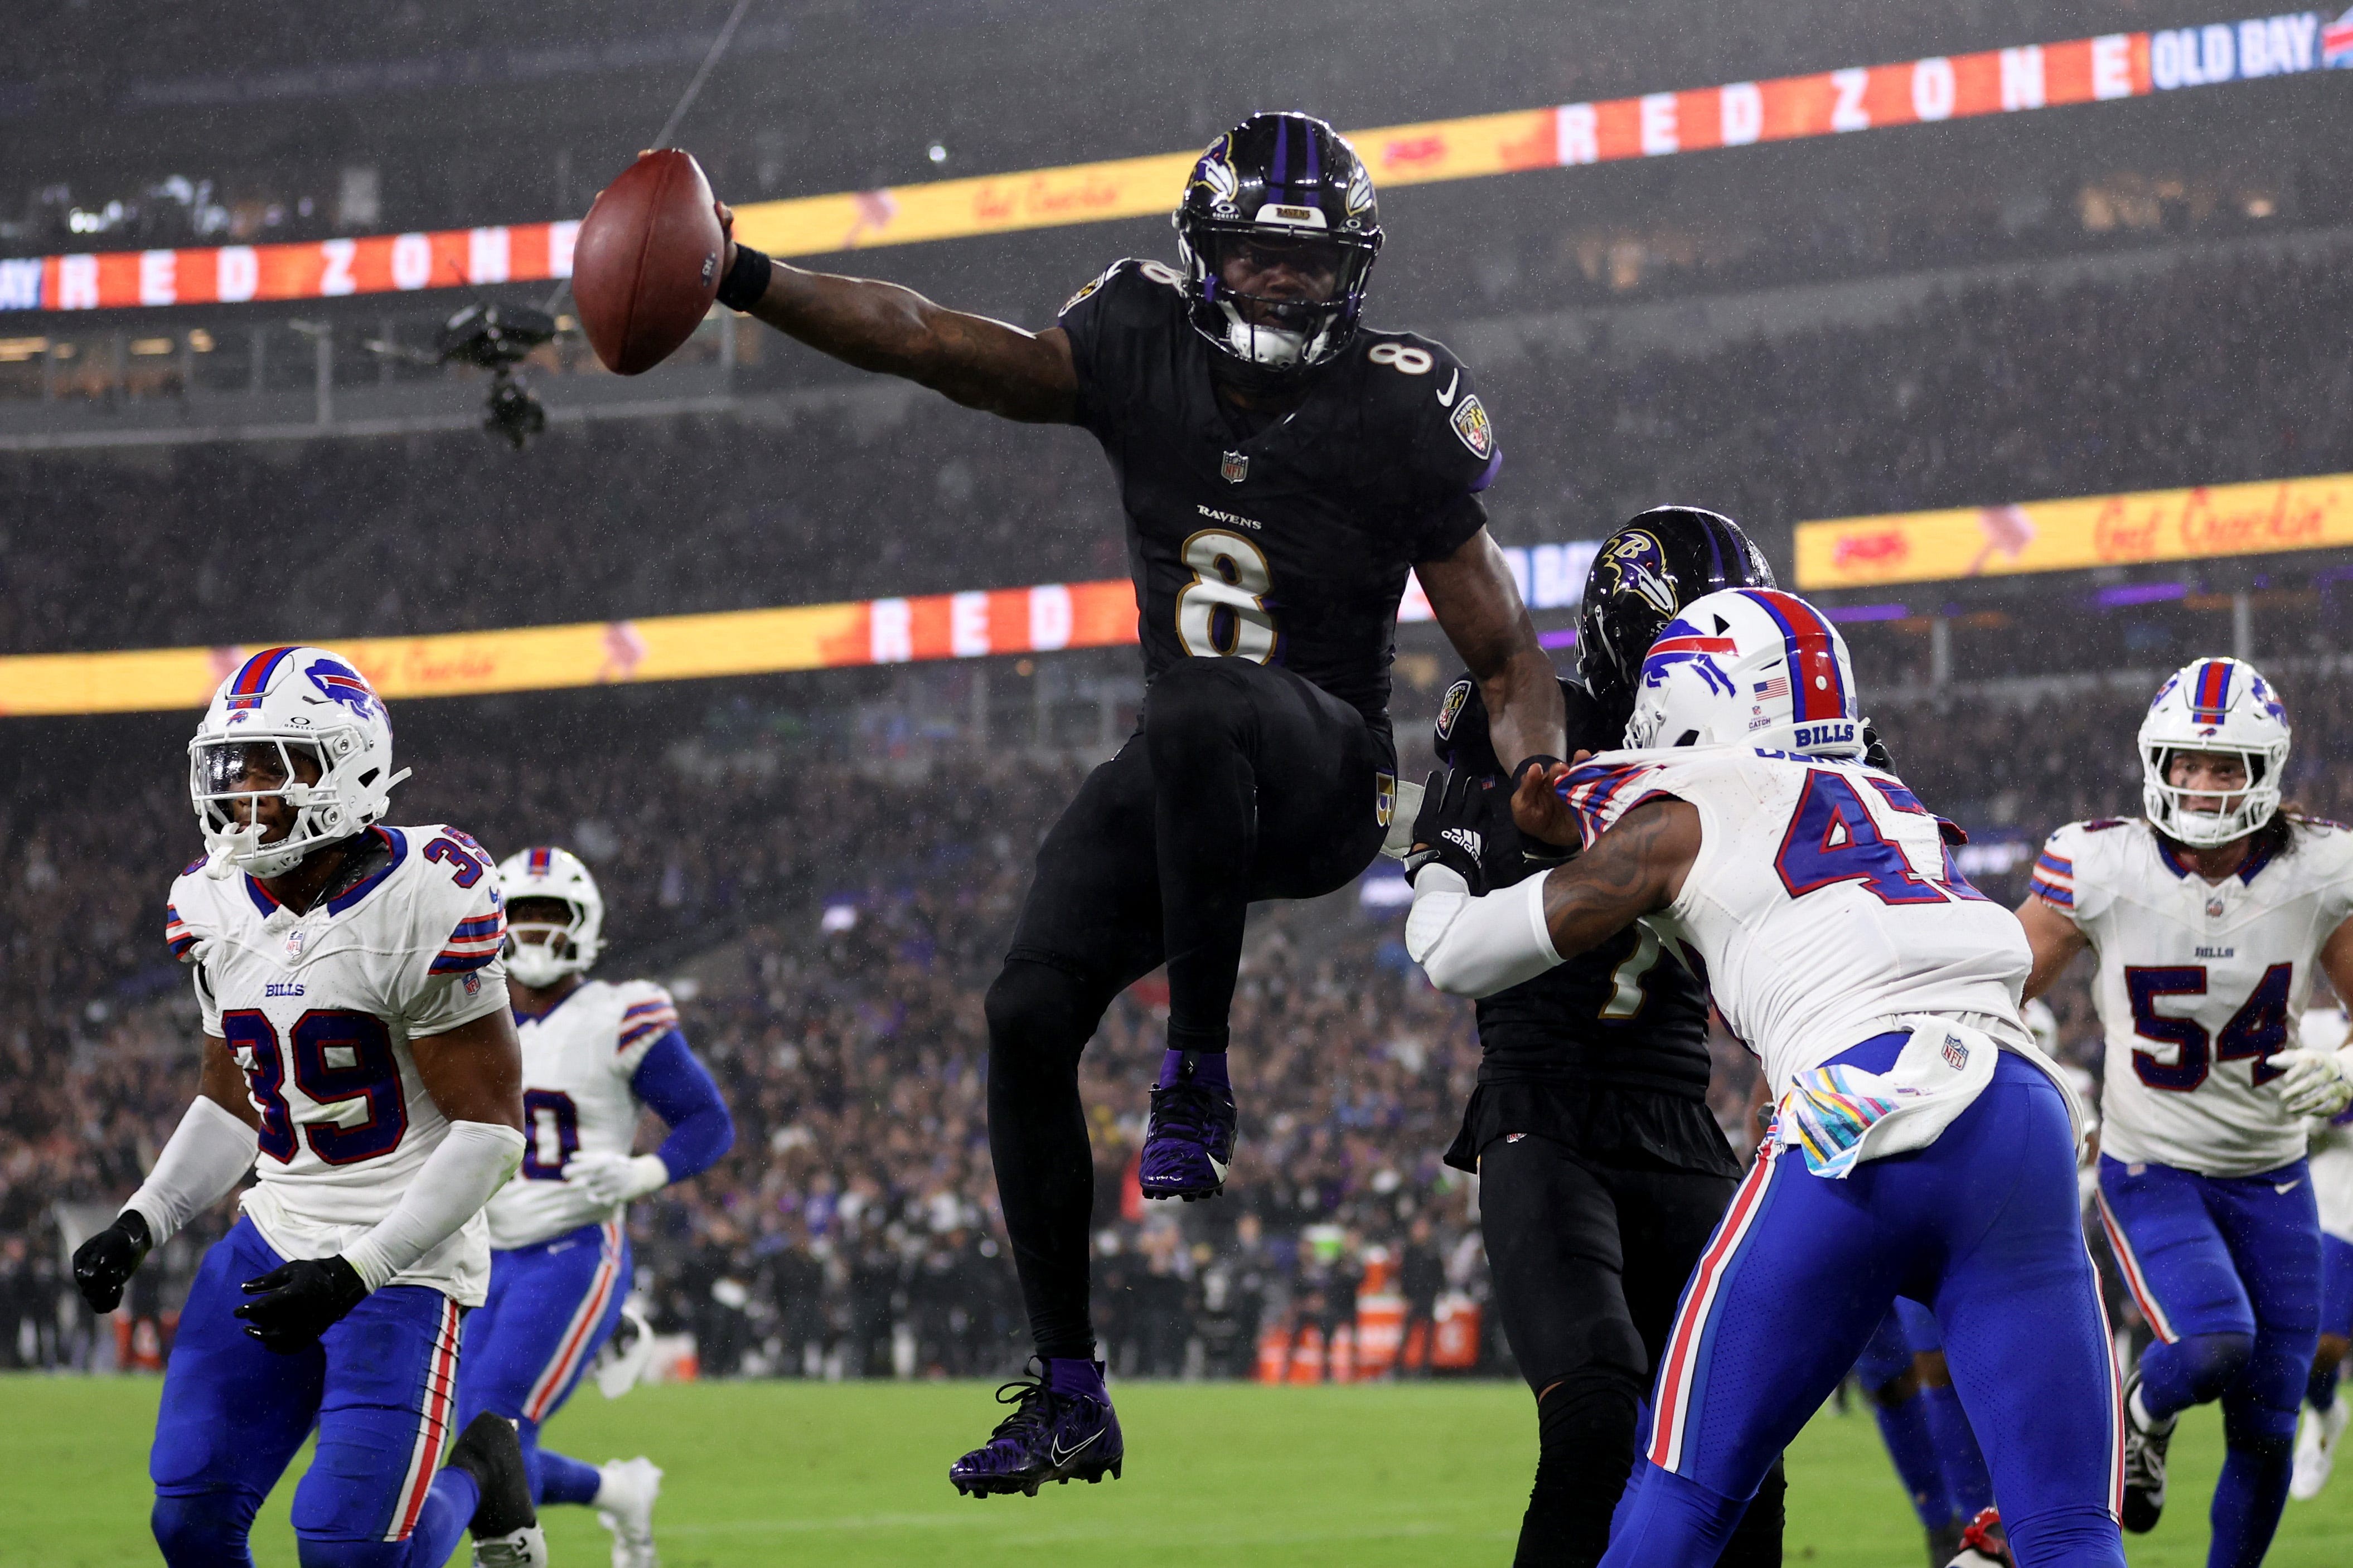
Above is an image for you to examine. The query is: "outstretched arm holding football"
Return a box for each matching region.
[717,203,1079,424]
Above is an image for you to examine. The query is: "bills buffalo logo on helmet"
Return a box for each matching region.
[304,657,381,721]
[1598,531,1680,622]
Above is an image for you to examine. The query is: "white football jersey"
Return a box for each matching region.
[485,979,679,1250]
[2034,816,2353,1178]
[1561,748,2040,1096]
[166,825,510,1303]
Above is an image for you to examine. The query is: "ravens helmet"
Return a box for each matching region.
[1173,111,1382,381]
[1579,507,1775,737]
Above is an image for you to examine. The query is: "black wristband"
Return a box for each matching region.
[1511,754,1564,785]
[715,243,773,312]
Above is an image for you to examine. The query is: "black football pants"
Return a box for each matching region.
[1479,1132,1786,1568]
[986,656,1392,1357]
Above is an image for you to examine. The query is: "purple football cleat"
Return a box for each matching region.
[948,1358,1124,1498]
[1138,1049,1237,1201]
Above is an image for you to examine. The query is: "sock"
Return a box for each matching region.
[1044,1356,1108,1400]
[1598,1461,1750,1568]
[1872,1391,1953,1530]
[1515,1372,1641,1568]
[1156,1045,1230,1091]
[2309,1361,2341,1414]
[1919,1382,1994,1520]
[2207,1400,2297,1568]
[2137,1332,2250,1425]
[535,1449,604,1508]
[401,1468,478,1567]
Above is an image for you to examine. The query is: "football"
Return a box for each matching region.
[572,149,725,375]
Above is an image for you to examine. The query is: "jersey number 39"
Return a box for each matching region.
[1175,529,1277,662]
[223,1009,407,1164]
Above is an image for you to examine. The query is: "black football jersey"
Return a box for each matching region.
[1474,693,1715,1099]
[1057,258,1501,729]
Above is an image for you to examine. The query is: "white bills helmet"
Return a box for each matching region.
[496,845,605,987]
[1624,588,1867,760]
[188,645,408,880]
[2138,657,2290,848]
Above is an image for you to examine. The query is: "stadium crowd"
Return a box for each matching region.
[7,648,2353,1376]
[7,245,2353,660]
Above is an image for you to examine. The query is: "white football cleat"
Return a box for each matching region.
[471,1525,549,1568]
[596,1455,664,1568]
[2291,1397,2349,1501]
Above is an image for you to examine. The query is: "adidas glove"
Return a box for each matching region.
[235,1255,369,1352]
[563,1150,670,1205]
[1402,769,1523,895]
[2267,1046,2353,1119]
[72,1210,153,1314]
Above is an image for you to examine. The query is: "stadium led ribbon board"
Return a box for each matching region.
[0,542,1583,716]
[1794,472,2353,590]
[1,12,2342,313]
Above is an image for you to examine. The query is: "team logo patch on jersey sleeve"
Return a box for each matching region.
[1449,394,1493,459]
[1375,770,1398,827]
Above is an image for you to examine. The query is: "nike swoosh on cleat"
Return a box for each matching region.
[2275,1179,2303,1194]
[1436,370,1460,407]
[1208,1154,1229,1181]
[1049,1429,1101,1467]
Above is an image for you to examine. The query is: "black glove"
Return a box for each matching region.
[72,1210,153,1313]
[1402,769,1526,894]
[1862,721,1895,773]
[236,1255,369,1353]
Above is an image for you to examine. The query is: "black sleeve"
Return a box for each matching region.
[1055,258,1184,443]
[1560,678,1619,753]
[1395,340,1502,563]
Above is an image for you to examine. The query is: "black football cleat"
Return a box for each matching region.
[948,1358,1125,1498]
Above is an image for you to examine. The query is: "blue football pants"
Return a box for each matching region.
[149,1217,478,1567]
[1603,1043,2123,1568]
[457,1219,630,1507]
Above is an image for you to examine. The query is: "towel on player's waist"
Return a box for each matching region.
[1776,1015,2002,1177]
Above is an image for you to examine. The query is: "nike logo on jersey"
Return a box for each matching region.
[1436,369,1460,407]
[1050,1429,1102,1466]
[2275,1178,2303,1195]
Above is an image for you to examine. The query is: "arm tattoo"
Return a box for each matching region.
[1539,799,1696,960]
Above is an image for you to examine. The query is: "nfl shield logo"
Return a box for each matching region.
[1221,450,1249,484]
[283,928,306,961]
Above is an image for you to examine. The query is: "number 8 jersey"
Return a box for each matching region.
[163,824,510,1303]
[2034,815,2353,1177]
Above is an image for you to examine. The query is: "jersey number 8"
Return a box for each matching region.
[1175,529,1278,663]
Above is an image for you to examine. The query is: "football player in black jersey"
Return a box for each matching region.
[705,111,1565,1495]
[1411,508,1788,1568]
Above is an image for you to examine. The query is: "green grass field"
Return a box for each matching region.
[6,1376,2350,1567]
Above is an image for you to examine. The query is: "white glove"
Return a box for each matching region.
[561,1151,669,1205]
[2266,1046,2353,1119]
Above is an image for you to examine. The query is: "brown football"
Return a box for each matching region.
[572,150,725,375]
